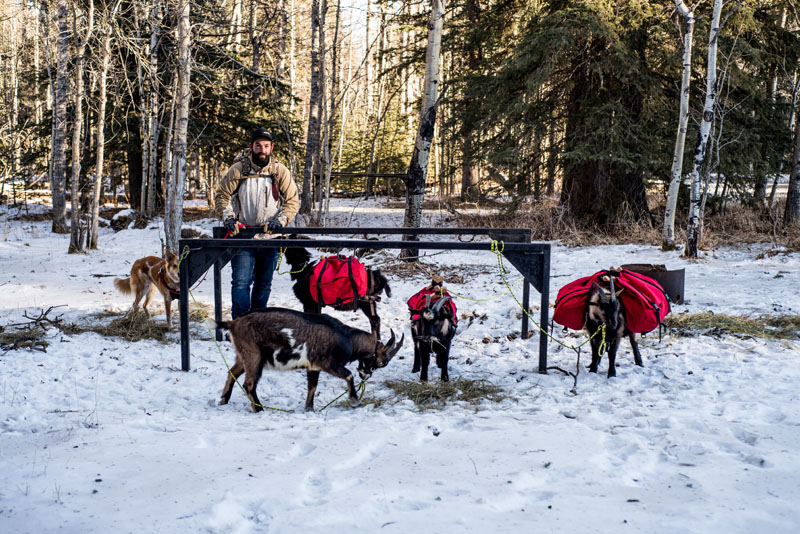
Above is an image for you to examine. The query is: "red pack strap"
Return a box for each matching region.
[311,255,369,307]
[553,270,671,334]
[408,286,458,326]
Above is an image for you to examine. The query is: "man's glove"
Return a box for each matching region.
[264,219,283,234]
[224,216,240,236]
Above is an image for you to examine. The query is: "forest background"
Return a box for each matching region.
[1,0,800,254]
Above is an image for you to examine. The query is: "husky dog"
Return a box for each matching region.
[114,251,180,328]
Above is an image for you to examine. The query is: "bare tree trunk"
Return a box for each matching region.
[365,7,387,198]
[300,0,323,214]
[401,0,444,261]
[88,3,118,250]
[460,0,480,201]
[289,0,296,111]
[663,1,694,250]
[686,0,721,258]
[135,9,149,213]
[165,0,190,254]
[8,10,20,176]
[146,0,161,216]
[51,0,70,233]
[320,0,341,225]
[785,91,800,226]
[68,0,94,253]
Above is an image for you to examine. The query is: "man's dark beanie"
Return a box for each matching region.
[251,128,273,143]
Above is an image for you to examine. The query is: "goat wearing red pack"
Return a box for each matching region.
[408,279,458,382]
[554,269,670,377]
[584,276,643,377]
[282,245,391,337]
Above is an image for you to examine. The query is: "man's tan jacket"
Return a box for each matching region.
[215,151,299,228]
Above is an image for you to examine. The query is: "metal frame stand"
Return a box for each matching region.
[178,228,550,373]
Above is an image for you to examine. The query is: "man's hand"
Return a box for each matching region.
[264,220,283,234]
[224,216,240,236]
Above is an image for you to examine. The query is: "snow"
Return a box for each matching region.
[1,198,799,533]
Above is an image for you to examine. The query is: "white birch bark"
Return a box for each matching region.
[146,0,161,216]
[165,0,190,254]
[663,0,694,250]
[51,0,70,233]
[300,0,323,214]
[401,0,444,260]
[88,2,119,250]
[685,0,722,258]
[68,0,94,253]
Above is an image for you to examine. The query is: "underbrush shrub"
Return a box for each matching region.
[456,197,799,249]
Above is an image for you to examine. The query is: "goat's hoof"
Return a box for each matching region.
[219,398,229,406]
[349,398,361,408]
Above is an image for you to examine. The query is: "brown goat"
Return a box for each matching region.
[217,307,403,412]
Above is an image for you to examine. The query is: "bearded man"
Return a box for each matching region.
[215,128,300,318]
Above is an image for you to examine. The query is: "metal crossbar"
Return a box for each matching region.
[178,227,550,373]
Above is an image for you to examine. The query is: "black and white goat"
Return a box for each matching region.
[584,278,643,378]
[217,307,403,412]
[282,245,392,337]
[410,294,457,382]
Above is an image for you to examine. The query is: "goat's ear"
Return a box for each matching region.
[165,250,177,262]
[614,288,624,299]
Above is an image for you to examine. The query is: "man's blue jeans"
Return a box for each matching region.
[230,247,279,319]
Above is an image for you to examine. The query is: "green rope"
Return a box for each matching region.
[489,240,599,352]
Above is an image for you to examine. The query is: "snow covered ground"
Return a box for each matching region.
[1,198,799,533]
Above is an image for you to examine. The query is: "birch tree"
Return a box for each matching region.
[300,0,323,215]
[165,0,190,254]
[51,0,69,234]
[146,0,161,216]
[401,0,444,261]
[663,0,695,250]
[68,0,94,253]
[88,1,119,250]
[685,0,722,258]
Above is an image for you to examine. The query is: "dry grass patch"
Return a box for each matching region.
[378,378,508,410]
[59,310,173,343]
[664,312,800,340]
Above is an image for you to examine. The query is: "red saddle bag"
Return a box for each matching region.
[310,255,368,308]
[553,270,671,334]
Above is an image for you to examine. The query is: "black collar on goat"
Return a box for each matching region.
[217,307,403,412]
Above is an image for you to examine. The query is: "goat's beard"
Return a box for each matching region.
[357,361,374,380]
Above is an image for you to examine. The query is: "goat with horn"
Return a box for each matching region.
[408,278,458,382]
[584,274,643,378]
[215,307,403,412]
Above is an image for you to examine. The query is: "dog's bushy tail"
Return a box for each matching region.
[113,277,132,295]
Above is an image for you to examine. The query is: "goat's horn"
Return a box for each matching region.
[387,331,404,359]
[609,277,617,304]
[432,296,451,313]
[424,294,432,309]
